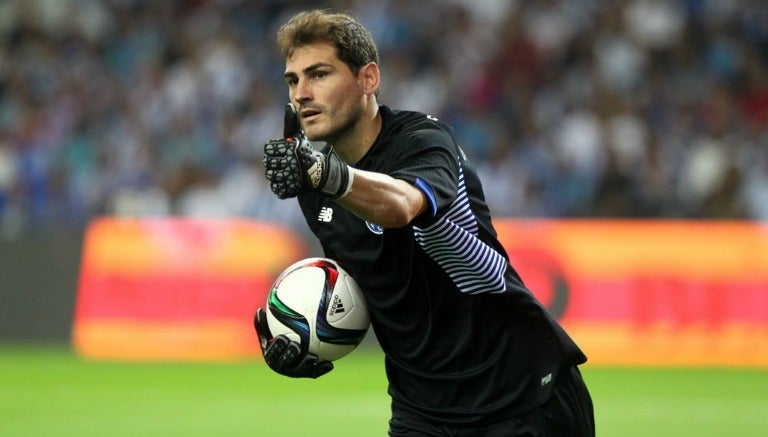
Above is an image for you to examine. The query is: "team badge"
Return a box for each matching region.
[365,221,384,235]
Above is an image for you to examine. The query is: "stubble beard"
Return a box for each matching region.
[305,105,363,147]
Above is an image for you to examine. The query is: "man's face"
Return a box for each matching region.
[284,43,365,143]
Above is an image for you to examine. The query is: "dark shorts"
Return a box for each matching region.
[388,366,595,437]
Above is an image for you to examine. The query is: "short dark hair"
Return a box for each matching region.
[276,10,379,74]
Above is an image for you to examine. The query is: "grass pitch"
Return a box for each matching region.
[1,344,767,436]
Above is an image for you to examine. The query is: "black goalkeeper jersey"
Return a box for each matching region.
[297,105,587,425]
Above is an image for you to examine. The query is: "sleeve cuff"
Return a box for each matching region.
[414,177,438,218]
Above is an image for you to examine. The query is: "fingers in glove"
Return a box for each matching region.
[264,156,289,172]
[270,179,300,199]
[254,308,273,350]
[293,354,334,379]
[265,139,296,157]
[264,335,291,369]
[276,341,303,371]
[263,139,306,199]
[261,333,334,378]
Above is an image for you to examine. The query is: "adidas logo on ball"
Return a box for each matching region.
[330,294,346,315]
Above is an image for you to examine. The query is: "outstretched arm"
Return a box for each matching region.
[264,104,430,228]
[335,168,427,228]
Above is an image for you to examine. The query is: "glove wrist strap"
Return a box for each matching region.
[322,150,353,199]
[337,167,354,199]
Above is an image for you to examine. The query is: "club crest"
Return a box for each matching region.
[365,221,384,235]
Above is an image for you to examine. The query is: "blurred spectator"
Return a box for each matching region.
[1,0,766,239]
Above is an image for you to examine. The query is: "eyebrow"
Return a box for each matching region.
[284,62,334,81]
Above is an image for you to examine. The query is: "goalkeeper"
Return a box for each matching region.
[255,9,595,436]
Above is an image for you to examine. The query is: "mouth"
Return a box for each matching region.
[300,108,321,121]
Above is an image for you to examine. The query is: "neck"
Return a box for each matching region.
[334,102,381,164]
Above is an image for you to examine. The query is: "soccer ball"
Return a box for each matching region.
[265,257,370,362]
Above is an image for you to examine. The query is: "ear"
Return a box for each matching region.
[358,62,380,96]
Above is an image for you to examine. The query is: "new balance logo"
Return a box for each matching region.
[318,207,333,222]
[330,295,345,315]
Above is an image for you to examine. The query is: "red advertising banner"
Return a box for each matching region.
[73,218,768,366]
[495,220,768,367]
[72,218,307,361]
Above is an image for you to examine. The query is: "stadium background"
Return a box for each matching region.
[1,0,767,435]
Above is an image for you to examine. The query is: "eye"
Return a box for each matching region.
[312,71,328,80]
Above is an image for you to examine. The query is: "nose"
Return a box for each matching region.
[292,78,312,104]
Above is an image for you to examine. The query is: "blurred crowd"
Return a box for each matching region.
[1,0,767,238]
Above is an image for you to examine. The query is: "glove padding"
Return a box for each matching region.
[263,104,353,199]
[254,308,334,379]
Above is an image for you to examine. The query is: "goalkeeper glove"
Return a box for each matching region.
[263,104,353,199]
[254,308,334,379]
